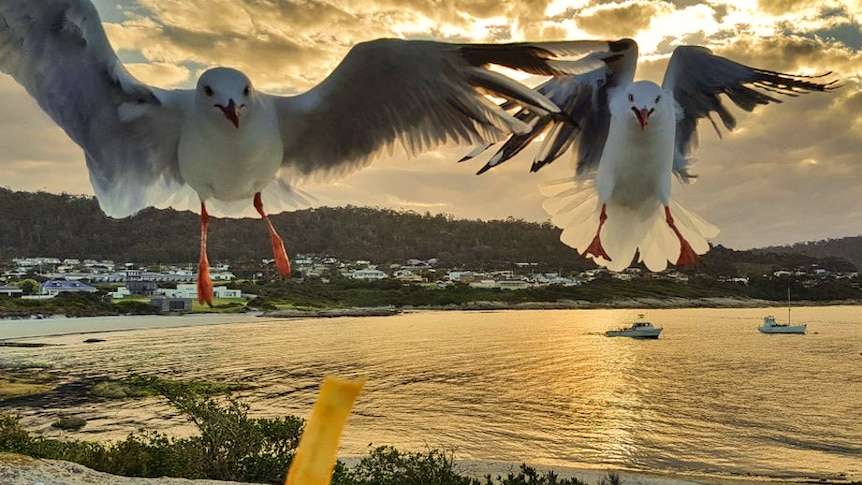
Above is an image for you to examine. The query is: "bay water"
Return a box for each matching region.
[1,307,860,482]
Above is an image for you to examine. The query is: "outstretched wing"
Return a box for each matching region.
[462,38,639,177]
[0,0,185,218]
[663,45,838,178]
[270,38,613,182]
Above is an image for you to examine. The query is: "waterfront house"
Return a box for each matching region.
[149,296,194,312]
[157,284,241,299]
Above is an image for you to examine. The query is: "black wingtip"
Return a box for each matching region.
[530,160,548,173]
[476,163,493,175]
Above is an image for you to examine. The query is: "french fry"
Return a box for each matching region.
[285,376,365,485]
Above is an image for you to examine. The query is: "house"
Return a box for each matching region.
[497,280,529,290]
[110,286,131,299]
[0,286,23,298]
[350,269,388,280]
[41,280,98,296]
[127,280,158,296]
[158,284,241,299]
[149,296,194,312]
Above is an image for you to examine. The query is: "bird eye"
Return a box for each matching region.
[627,93,634,102]
[203,85,214,97]
[655,95,661,103]
[243,85,250,96]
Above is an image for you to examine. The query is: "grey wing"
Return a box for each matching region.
[0,0,184,218]
[663,45,838,180]
[271,38,612,181]
[464,38,639,177]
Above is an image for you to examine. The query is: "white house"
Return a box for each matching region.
[497,280,530,290]
[110,286,131,299]
[159,284,241,299]
[350,269,388,280]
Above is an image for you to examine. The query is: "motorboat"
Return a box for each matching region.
[605,315,662,339]
[758,315,806,334]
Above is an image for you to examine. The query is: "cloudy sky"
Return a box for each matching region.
[2,0,862,250]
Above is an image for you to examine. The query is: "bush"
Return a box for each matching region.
[485,464,589,485]
[343,446,478,485]
[0,380,304,484]
[0,384,622,485]
[161,386,303,483]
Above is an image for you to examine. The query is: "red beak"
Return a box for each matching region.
[219,99,240,128]
[632,107,651,130]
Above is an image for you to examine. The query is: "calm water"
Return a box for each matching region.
[1,307,860,482]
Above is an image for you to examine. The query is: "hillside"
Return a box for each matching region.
[756,237,862,270]
[0,188,857,275]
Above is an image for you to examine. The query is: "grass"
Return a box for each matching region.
[191,297,247,312]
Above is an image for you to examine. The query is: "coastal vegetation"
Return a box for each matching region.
[238,276,862,309]
[0,291,161,318]
[0,379,605,485]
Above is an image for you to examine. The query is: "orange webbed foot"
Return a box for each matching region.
[583,235,611,261]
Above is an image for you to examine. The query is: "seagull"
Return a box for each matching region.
[462,38,838,272]
[0,0,610,305]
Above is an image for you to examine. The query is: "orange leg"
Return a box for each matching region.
[665,206,701,267]
[197,202,214,307]
[254,192,291,277]
[583,204,611,261]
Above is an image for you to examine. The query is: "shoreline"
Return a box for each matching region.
[2,296,860,322]
[262,296,861,318]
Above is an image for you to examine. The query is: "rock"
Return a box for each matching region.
[0,453,261,484]
[51,416,87,430]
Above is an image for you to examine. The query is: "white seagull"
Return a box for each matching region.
[0,0,610,305]
[462,39,837,272]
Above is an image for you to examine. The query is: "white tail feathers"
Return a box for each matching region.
[541,178,719,272]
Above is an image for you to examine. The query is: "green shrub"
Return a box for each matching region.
[485,464,589,485]
[345,446,478,485]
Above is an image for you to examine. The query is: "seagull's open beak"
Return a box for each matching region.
[632,107,652,131]
[219,99,240,129]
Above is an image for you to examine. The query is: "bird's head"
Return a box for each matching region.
[197,67,254,129]
[623,81,665,131]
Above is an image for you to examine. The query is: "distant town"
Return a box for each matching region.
[2,254,859,305]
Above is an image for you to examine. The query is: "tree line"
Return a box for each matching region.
[0,188,856,276]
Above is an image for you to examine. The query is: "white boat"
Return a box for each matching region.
[605,315,662,339]
[758,288,806,334]
[758,315,806,334]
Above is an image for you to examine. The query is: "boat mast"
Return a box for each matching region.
[787,286,791,325]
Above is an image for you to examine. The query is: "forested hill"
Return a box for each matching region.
[0,188,857,274]
[755,238,862,270]
[0,188,589,270]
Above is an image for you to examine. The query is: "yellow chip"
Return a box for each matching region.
[285,376,365,485]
